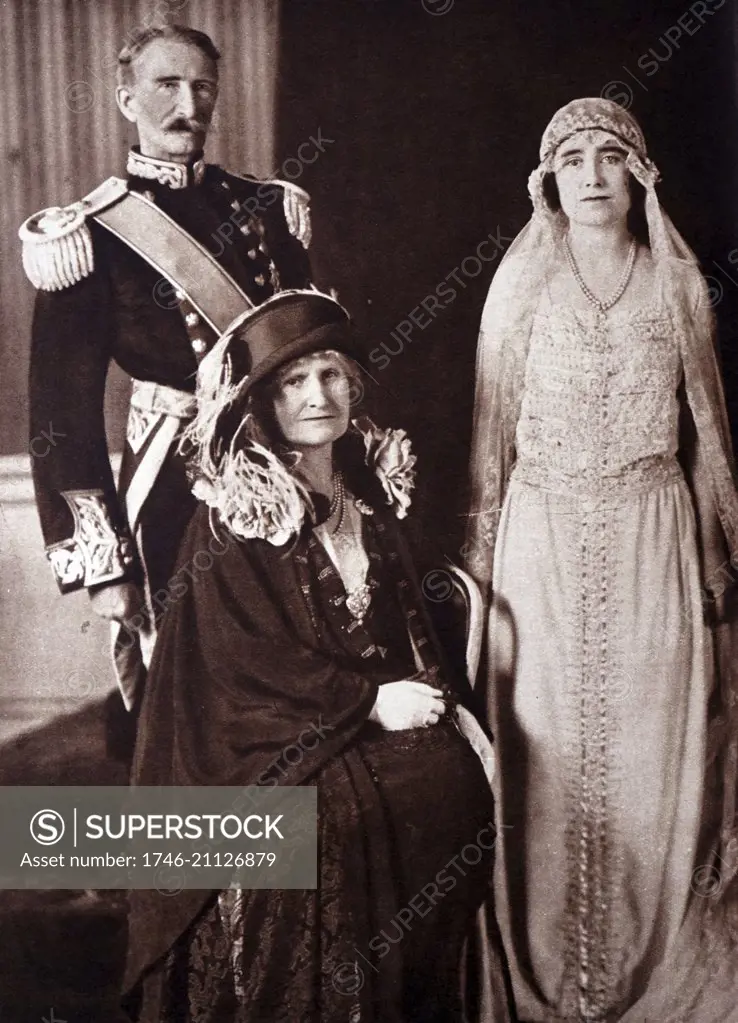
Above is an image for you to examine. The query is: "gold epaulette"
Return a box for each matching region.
[229,171,312,250]
[272,178,312,249]
[19,177,129,291]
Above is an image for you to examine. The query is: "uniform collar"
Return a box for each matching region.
[126,147,207,189]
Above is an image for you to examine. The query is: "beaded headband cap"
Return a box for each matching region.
[539,97,647,164]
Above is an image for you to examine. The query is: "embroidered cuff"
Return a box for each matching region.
[45,490,135,593]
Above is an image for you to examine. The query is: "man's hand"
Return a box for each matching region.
[369,679,447,731]
[88,581,145,623]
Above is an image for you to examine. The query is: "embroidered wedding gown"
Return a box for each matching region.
[487,287,715,1022]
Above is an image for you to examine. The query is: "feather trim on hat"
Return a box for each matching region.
[183,328,247,483]
[181,321,314,546]
[192,417,313,548]
[189,414,417,547]
[182,291,415,545]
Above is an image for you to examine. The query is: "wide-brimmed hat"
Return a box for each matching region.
[186,289,370,521]
[183,289,413,548]
[209,289,363,395]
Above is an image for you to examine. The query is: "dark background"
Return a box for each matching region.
[278,0,738,556]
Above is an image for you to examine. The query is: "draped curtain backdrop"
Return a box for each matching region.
[0,0,280,456]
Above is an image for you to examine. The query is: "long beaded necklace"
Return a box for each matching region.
[327,471,346,534]
[321,471,373,623]
[564,235,637,314]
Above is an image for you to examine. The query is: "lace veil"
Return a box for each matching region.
[464,98,738,892]
[465,97,738,591]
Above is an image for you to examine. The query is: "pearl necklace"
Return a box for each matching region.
[321,475,373,624]
[564,236,637,314]
[327,471,345,534]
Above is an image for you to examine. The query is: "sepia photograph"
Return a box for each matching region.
[0,0,737,1019]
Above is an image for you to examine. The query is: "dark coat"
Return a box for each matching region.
[28,164,311,593]
[122,468,494,1021]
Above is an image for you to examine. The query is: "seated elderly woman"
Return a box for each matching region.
[122,291,500,1023]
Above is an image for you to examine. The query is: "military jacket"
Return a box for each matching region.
[24,149,312,593]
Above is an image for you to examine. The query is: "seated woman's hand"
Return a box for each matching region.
[369,680,447,731]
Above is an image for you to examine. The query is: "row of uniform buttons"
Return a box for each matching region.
[140,179,275,356]
[138,189,212,356]
[231,197,267,284]
[185,310,207,354]
[221,179,274,289]
[173,288,209,356]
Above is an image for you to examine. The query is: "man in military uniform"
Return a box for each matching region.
[22,24,312,754]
